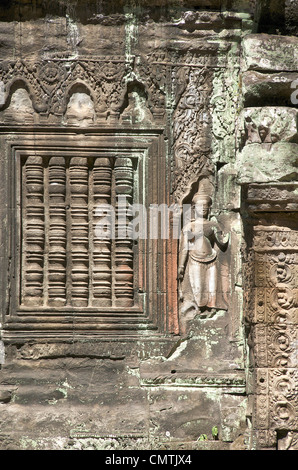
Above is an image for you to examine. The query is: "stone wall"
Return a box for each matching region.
[0,0,297,450]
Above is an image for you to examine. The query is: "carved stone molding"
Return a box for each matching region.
[0,56,167,124]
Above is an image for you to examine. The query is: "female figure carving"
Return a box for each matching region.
[178,192,230,323]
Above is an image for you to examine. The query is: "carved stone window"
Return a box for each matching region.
[21,154,137,309]
[2,130,178,341]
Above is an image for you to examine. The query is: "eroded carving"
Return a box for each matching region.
[65,91,96,126]
[1,88,35,124]
[121,83,153,124]
[241,107,298,149]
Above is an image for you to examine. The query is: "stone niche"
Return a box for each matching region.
[0,0,297,451]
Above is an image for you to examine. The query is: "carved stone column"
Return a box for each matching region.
[243,184,298,449]
[239,32,298,449]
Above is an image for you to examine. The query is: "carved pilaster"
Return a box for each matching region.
[69,157,89,307]
[244,184,298,448]
[22,156,45,306]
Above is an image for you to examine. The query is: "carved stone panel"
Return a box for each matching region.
[1,1,294,451]
[2,130,179,341]
[243,186,298,448]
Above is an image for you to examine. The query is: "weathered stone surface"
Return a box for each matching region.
[148,387,221,441]
[242,71,298,107]
[285,0,298,36]
[240,107,298,144]
[243,34,298,72]
[238,143,298,184]
[0,0,296,452]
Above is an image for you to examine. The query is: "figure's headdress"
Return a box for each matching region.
[192,186,212,206]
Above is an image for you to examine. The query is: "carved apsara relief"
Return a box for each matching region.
[162,45,238,333]
[178,189,230,328]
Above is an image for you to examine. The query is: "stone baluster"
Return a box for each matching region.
[114,157,134,307]
[69,157,89,307]
[92,157,113,306]
[22,156,45,306]
[48,156,67,306]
